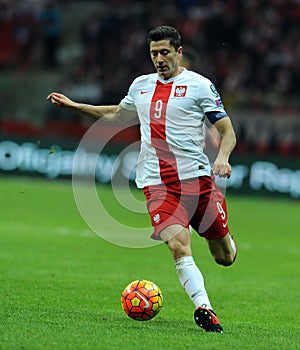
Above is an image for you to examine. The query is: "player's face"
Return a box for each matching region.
[150,40,182,80]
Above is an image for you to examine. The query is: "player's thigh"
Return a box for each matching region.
[160,224,190,244]
[144,184,189,241]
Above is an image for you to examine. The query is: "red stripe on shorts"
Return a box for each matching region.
[150,80,179,183]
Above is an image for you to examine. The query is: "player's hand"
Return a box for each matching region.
[212,159,232,178]
[46,92,74,109]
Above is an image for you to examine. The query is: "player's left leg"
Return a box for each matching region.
[191,176,237,266]
[207,232,237,266]
[188,176,236,332]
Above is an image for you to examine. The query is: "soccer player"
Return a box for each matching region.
[47,25,237,333]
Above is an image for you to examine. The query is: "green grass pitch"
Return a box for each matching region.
[0,176,299,350]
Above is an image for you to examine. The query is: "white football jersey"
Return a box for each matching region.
[120,67,227,188]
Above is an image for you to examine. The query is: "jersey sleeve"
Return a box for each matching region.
[197,79,228,124]
[120,80,137,111]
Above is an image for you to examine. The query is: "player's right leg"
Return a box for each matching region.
[163,225,212,309]
[161,225,223,332]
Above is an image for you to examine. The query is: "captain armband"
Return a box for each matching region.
[205,111,227,124]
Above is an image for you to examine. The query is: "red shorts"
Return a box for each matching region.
[143,176,229,240]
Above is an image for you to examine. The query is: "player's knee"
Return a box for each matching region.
[166,236,191,260]
[163,226,191,259]
[167,240,190,259]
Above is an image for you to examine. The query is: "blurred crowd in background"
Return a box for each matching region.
[0,0,300,156]
[0,0,62,69]
[1,0,300,110]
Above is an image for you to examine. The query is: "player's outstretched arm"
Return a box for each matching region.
[212,117,236,178]
[46,92,133,123]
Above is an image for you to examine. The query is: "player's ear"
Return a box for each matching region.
[178,46,183,56]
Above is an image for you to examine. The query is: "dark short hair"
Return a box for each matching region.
[148,26,182,50]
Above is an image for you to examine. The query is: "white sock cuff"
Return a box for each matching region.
[229,234,237,257]
[175,256,195,271]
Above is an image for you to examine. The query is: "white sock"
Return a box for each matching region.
[175,256,212,309]
[228,233,237,259]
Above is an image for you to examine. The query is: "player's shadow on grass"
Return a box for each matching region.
[113,315,198,333]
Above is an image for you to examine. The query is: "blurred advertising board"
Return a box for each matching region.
[0,137,299,199]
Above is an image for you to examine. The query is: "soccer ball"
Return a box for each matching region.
[121,279,163,321]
